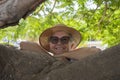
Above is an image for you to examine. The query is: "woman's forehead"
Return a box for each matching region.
[52,30,70,36]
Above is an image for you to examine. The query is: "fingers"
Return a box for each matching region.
[20,41,42,53]
[54,47,101,60]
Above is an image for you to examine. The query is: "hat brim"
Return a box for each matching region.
[39,24,82,52]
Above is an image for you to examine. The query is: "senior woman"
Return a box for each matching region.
[20,24,101,60]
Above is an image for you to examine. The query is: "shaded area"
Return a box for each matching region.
[0,44,120,80]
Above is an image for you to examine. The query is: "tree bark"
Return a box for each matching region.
[0,44,120,80]
[0,0,45,28]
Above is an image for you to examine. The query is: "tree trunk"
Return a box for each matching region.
[0,44,120,80]
[0,0,45,28]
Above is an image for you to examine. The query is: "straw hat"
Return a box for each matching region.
[39,24,82,52]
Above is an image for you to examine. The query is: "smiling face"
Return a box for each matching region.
[48,31,74,55]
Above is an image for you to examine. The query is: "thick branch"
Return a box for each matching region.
[0,0,46,28]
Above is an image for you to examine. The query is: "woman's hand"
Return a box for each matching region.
[20,41,44,53]
[54,47,101,60]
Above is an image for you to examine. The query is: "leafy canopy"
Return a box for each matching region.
[0,0,120,47]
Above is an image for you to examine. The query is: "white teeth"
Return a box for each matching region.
[55,47,64,50]
[55,47,63,50]
[54,47,66,54]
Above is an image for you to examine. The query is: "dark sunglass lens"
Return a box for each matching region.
[61,36,70,44]
[49,36,58,44]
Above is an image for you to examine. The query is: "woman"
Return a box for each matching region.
[20,24,101,60]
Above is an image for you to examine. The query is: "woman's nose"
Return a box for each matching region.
[57,40,62,44]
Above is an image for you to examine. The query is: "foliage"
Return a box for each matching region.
[0,0,120,47]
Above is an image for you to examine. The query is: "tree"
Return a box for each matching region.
[0,0,120,80]
[0,0,120,47]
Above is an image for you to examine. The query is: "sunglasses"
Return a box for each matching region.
[49,36,71,44]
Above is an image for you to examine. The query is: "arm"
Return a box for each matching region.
[54,47,101,60]
[20,41,45,53]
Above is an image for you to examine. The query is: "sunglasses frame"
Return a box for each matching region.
[49,36,71,44]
